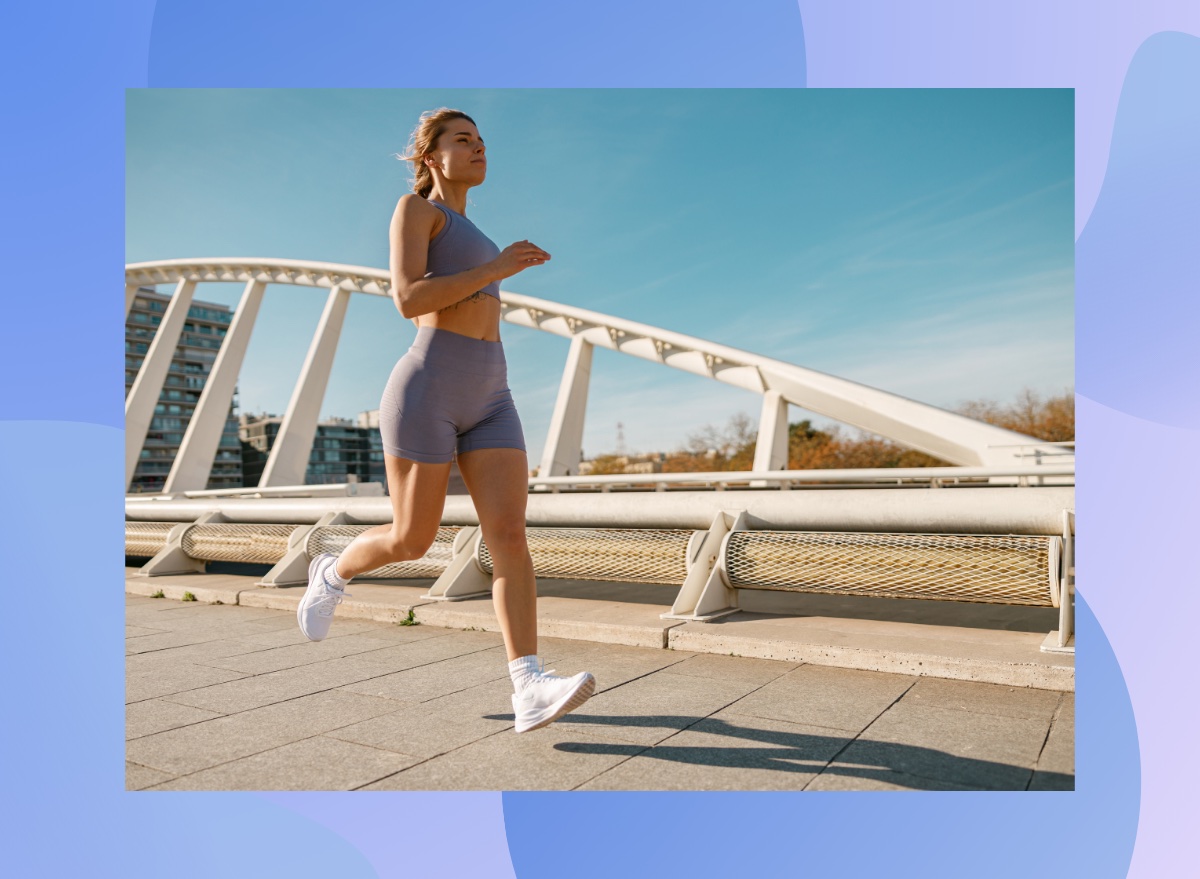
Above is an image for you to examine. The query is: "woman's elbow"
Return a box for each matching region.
[392,284,415,318]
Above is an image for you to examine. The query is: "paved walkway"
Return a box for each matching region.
[125,594,1074,791]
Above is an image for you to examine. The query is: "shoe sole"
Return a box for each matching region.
[515,673,596,733]
[297,553,330,641]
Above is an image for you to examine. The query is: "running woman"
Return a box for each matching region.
[296,108,596,733]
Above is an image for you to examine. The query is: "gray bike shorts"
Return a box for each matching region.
[379,326,526,464]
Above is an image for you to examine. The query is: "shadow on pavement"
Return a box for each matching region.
[502,712,1074,791]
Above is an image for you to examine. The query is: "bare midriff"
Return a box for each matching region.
[411,295,501,342]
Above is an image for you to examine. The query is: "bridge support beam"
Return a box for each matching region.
[125,277,198,491]
[260,285,351,487]
[125,283,140,319]
[166,279,266,493]
[421,526,492,600]
[750,390,789,486]
[662,509,748,622]
[135,510,228,577]
[539,335,593,480]
[260,510,349,586]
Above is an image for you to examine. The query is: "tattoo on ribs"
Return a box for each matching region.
[440,290,488,311]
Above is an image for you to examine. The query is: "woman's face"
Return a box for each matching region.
[428,119,487,184]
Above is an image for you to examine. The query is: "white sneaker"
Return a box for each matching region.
[297,552,351,642]
[512,668,596,733]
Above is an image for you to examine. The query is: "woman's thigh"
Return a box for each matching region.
[384,453,452,550]
[455,447,530,556]
[379,352,459,464]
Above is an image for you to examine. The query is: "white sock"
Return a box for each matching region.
[324,557,350,590]
[509,655,541,693]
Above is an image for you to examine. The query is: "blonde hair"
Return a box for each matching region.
[396,108,478,198]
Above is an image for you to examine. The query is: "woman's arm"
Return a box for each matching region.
[389,195,552,319]
[389,195,503,319]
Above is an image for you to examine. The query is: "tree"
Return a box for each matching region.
[957,386,1074,442]
[658,387,1073,474]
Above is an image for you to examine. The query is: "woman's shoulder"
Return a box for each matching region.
[395,194,446,240]
[396,192,440,213]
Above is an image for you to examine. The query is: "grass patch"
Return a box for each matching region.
[182,591,197,602]
[397,609,420,626]
[150,590,165,599]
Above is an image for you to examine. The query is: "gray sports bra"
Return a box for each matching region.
[424,200,502,300]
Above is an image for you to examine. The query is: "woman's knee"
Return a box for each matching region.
[383,529,436,562]
[482,525,529,562]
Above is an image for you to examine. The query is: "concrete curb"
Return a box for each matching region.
[125,569,1073,692]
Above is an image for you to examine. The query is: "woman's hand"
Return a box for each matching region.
[489,240,551,281]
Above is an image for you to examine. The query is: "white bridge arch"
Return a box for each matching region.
[125,257,1062,494]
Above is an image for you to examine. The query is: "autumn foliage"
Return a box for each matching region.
[659,386,1074,473]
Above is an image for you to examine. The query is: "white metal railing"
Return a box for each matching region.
[529,464,1072,492]
[987,440,1075,461]
[126,481,384,501]
[124,485,1075,534]
[124,463,1073,503]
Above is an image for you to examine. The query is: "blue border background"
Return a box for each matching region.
[5,2,1197,876]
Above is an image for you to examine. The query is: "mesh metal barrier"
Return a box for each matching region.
[478,528,693,585]
[307,525,461,579]
[725,531,1059,606]
[182,523,300,564]
[125,521,178,558]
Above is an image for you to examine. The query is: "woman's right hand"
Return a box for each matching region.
[490,240,551,281]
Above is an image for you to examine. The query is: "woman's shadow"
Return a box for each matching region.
[487,709,1072,790]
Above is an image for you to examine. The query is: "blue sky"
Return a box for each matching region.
[126,89,1073,462]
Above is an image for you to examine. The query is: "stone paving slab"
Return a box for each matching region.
[1030,696,1076,790]
[551,671,761,746]
[804,767,977,791]
[341,630,506,674]
[127,689,401,777]
[125,660,250,704]
[160,655,397,715]
[126,761,174,791]
[829,701,1052,790]
[124,612,304,656]
[199,633,417,675]
[340,647,511,703]
[416,676,526,734]
[125,628,237,655]
[235,617,429,648]
[126,625,166,638]
[901,676,1063,722]
[571,648,696,695]
[724,664,915,733]
[359,726,635,791]
[576,712,852,791]
[125,636,281,665]
[664,652,801,687]
[126,698,224,740]
[327,699,510,760]
[146,736,421,791]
